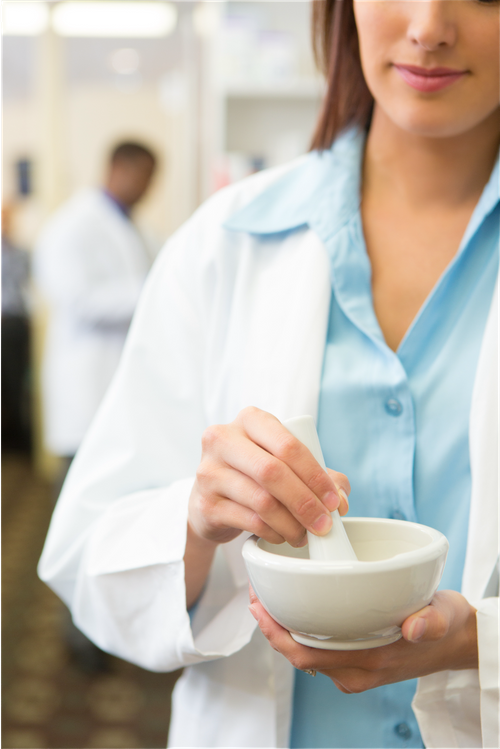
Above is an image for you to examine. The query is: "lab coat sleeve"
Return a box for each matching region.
[477,596,500,748]
[412,596,499,748]
[35,216,144,327]
[38,208,258,672]
[412,278,499,748]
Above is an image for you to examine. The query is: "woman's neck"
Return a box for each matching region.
[363,106,500,210]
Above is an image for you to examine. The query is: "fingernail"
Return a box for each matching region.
[311,514,332,535]
[407,618,426,642]
[248,605,259,621]
[323,491,340,512]
[337,487,349,509]
[296,535,308,548]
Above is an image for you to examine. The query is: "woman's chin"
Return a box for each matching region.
[381,103,497,141]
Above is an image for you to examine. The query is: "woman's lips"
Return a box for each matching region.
[394,64,467,93]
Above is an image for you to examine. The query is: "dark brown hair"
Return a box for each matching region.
[110,141,157,166]
[310,0,374,150]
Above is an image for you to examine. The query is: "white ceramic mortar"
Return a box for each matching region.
[243,517,448,649]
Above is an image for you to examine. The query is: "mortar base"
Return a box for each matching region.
[290,630,402,650]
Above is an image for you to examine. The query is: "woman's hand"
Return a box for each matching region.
[184,408,349,608]
[188,407,350,548]
[248,586,479,691]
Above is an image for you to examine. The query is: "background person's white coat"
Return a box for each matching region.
[38,164,499,748]
[35,188,159,455]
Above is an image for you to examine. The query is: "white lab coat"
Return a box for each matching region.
[38,162,499,748]
[34,188,158,455]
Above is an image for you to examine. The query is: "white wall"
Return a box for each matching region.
[2,83,195,248]
[66,82,193,241]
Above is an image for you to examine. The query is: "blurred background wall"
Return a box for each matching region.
[3,0,324,478]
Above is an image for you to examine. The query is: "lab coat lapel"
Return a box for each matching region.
[208,227,332,425]
[463,278,499,603]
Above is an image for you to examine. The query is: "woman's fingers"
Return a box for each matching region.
[195,407,352,545]
[239,408,341,512]
[248,590,297,653]
[250,584,480,692]
[248,588,393,691]
[213,410,339,534]
[191,489,288,545]
[249,587,329,669]
[402,592,453,644]
[326,469,350,516]
[195,464,308,546]
[402,605,442,643]
[247,593,359,676]
[203,424,335,536]
[401,590,473,643]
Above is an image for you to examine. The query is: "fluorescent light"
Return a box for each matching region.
[2,2,50,36]
[52,1,178,38]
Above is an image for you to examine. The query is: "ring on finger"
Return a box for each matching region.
[303,669,317,677]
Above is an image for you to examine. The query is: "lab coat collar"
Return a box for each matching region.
[224,129,500,243]
[224,127,365,239]
[102,189,131,219]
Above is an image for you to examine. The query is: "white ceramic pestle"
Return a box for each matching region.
[283,416,358,562]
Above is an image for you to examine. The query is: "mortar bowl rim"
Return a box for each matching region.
[242,517,449,574]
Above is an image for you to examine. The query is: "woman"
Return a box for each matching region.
[39,0,499,747]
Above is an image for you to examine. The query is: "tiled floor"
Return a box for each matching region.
[2,454,181,749]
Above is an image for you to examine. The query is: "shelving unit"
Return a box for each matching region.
[200,1,325,199]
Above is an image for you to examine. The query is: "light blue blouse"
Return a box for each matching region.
[226,129,499,749]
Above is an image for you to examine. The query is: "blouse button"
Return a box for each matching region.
[394,722,412,740]
[385,398,403,416]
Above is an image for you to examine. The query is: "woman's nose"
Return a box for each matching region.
[406,0,458,52]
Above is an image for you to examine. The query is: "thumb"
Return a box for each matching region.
[401,591,456,643]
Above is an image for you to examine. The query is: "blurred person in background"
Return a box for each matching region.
[35,141,157,478]
[35,141,157,671]
[39,0,499,746]
[1,203,32,453]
